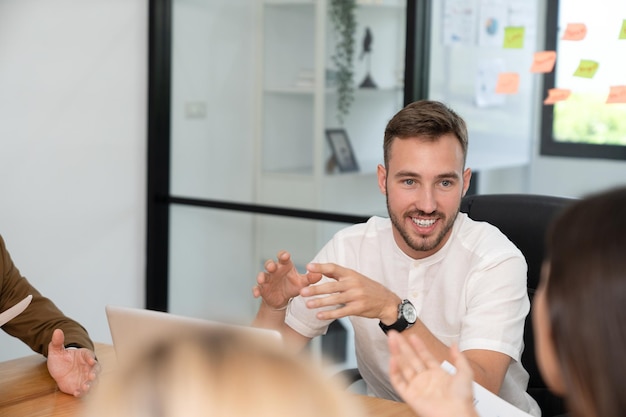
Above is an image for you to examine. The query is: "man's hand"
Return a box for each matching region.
[388,331,479,417]
[301,262,400,321]
[47,329,100,397]
[253,250,323,310]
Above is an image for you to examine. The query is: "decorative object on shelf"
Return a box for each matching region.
[295,68,315,88]
[329,0,357,126]
[359,27,377,89]
[325,68,338,88]
[325,128,359,173]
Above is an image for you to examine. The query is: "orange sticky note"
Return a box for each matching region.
[543,88,571,105]
[573,60,599,78]
[562,23,587,40]
[619,19,626,40]
[606,85,626,103]
[530,51,557,73]
[503,27,525,49]
[495,73,520,94]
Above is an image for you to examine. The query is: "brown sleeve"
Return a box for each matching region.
[0,235,94,356]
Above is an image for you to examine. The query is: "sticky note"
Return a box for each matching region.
[503,27,525,49]
[606,85,626,103]
[562,23,587,40]
[530,51,557,73]
[573,60,599,78]
[543,88,571,105]
[619,19,626,40]
[495,73,520,94]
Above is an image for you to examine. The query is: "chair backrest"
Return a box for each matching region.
[460,193,574,417]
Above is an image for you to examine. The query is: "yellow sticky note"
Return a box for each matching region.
[573,60,599,78]
[543,88,571,105]
[562,23,587,40]
[606,85,626,103]
[530,51,557,73]
[619,19,626,40]
[503,27,525,49]
[495,73,520,94]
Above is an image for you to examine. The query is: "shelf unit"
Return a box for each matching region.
[256,0,406,267]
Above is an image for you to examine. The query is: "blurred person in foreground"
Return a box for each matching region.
[1,234,99,397]
[388,186,626,417]
[82,329,364,417]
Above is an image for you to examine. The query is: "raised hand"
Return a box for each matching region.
[388,331,478,417]
[301,262,400,321]
[253,250,322,310]
[47,329,100,397]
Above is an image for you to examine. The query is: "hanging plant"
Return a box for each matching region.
[329,0,357,126]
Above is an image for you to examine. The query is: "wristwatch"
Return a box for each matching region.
[379,299,417,334]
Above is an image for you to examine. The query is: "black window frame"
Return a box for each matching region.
[539,0,626,161]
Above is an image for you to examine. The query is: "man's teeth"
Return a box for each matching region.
[413,218,436,227]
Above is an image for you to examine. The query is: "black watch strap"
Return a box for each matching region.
[378,316,410,334]
[379,299,416,334]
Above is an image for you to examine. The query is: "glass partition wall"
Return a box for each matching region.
[147,0,422,369]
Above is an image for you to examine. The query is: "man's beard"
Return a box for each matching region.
[387,197,459,253]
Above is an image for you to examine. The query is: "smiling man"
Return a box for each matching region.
[252,100,539,417]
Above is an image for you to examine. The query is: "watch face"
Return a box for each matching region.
[402,302,418,324]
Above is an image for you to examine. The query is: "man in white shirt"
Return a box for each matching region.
[252,100,539,416]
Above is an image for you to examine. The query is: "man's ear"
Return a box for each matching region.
[377,164,387,195]
[461,168,472,197]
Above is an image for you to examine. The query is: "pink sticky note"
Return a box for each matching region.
[530,51,557,73]
[606,85,626,103]
[495,73,520,94]
[543,88,571,105]
[562,23,587,40]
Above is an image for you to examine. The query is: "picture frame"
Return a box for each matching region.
[325,128,359,172]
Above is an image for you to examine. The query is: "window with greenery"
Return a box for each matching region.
[540,0,626,160]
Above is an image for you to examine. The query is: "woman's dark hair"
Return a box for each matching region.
[544,186,626,417]
[383,100,468,167]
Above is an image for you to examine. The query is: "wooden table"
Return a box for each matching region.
[0,343,415,417]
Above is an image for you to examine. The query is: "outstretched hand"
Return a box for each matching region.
[388,331,478,417]
[253,250,322,310]
[47,329,100,397]
[300,262,400,322]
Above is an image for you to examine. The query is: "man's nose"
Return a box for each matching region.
[415,187,437,214]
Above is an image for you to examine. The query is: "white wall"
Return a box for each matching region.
[0,0,147,360]
[167,0,261,324]
[528,156,626,198]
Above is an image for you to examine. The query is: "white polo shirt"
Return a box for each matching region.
[285,213,540,417]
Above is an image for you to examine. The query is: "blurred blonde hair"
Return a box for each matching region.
[84,329,363,417]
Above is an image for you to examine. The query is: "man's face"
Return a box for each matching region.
[377,134,471,259]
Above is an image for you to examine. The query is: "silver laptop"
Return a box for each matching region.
[105,304,283,366]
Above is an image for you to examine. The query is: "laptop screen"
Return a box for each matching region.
[105,305,283,366]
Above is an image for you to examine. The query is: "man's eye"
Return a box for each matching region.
[404,179,415,186]
[441,180,452,187]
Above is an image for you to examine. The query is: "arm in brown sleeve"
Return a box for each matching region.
[0,235,94,356]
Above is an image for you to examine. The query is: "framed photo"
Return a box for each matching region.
[325,128,359,172]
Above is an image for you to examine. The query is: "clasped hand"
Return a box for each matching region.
[47,328,101,397]
[253,250,398,321]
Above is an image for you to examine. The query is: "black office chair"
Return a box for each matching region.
[460,193,573,417]
[334,194,574,417]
